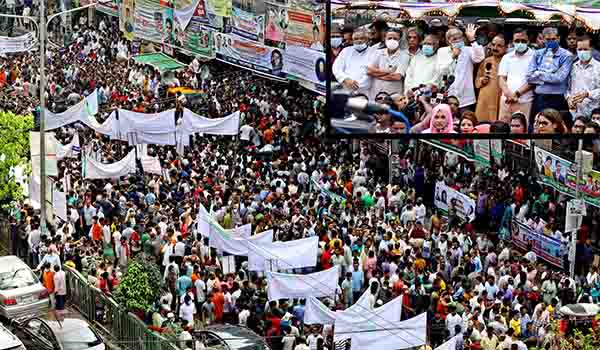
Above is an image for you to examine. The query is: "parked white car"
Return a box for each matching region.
[0,256,49,319]
[14,317,105,350]
[0,323,25,350]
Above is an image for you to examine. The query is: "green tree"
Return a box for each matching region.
[0,112,33,212]
[113,257,162,313]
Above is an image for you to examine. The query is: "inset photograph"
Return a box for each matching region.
[328,1,600,137]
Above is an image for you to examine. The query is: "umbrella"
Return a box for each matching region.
[559,303,600,317]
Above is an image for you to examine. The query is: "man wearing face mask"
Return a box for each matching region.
[405,34,442,94]
[438,24,484,112]
[498,28,535,123]
[565,36,600,119]
[367,28,410,101]
[332,29,371,95]
[330,25,345,65]
[526,27,574,131]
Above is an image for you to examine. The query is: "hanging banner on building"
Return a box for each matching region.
[265,3,288,48]
[207,0,232,17]
[512,219,565,268]
[231,0,266,42]
[434,181,476,222]
[286,0,324,51]
[215,33,286,78]
[174,0,208,30]
[121,0,136,40]
[534,146,600,207]
[284,45,325,86]
[132,0,162,42]
[0,32,37,54]
[473,140,491,167]
[97,0,120,17]
[159,0,177,46]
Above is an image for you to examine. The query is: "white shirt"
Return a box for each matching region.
[446,313,463,337]
[179,302,196,323]
[566,58,600,118]
[368,48,410,101]
[438,43,485,107]
[238,309,250,325]
[498,48,535,103]
[239,124,254,141]
[405,52,442,93]
[174,241,186,257]
[195,279,206,303]
[332,46,371,95]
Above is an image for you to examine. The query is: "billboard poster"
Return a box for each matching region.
[534,146,600,207]
[434,181,476,222]
[120,0,136,40]
[512,219,565,268]
[265,2,288,48]
[283,45,325,86]
[286,0,324,51]
[132,0,163,42]
[215,33,286,78]
[231,0,266,42]
[97,0,120,17]
[174,0,209,31]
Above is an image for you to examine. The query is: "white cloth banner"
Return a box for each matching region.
[117,109,176,145]
[304,297,337,325]
[0,32,37,54]
[140,156,162,175]
[334,296,403,343]
[52,188,67,221]
[209,228,273,256]
[434,181,476,222]
[266,267,339,301]
[283,45,326,86]
[83,150,137,179]
[349,312,427,350]
[178,109,241,152]
[30,131,58,177]
[247,236,319,271]
[344,289,374,313]
[174,0,202,31]
[197,204,213,237]
[228,223,252,239]
[434,335,460,350]
[51,133,80,160]
[44,90,99,131]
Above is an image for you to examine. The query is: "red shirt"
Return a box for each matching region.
[321,249,332,270]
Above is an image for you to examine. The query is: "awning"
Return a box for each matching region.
[333,1,600,30]
[132,53,187,73]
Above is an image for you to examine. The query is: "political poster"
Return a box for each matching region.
[97,0,120,17]
[120,0,136,40]
[286,0,324,51]
[208,0,232,17]
[434,181,476,222]
[231,0,266,42]
[512,219,565,268]
[159,0,177,47]
[533,146,600,207]
[174,0,209,31]
[132,0,162,42]
[215,33,286,78]
[284,45,325,86]
[473,140,491,167]
[0,32,37,54]
[265,3,288,48]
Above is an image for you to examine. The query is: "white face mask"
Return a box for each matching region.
[386,39,399,51]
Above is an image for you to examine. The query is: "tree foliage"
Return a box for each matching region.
[113,257,162,313]
[0,112,33,211]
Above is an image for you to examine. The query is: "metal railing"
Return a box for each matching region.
[63,265,179,350]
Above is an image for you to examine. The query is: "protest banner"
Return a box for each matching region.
[215,33,286,78]
[533,146,600,207]
[512,219,565,268]
[284,45,326,86]
[265,2,288,48]
[231,0,266,42]
[434,181,476,222]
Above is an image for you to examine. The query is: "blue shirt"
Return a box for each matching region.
[526,47,574,95]
[176,275,192,297]
[292,305,305,321]
[351,269,364,292]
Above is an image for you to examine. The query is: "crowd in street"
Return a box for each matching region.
[2,12,600,350]
[331,18,600,136]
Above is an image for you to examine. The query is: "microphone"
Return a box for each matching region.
[485,62,492,72]
[345,97,412,131]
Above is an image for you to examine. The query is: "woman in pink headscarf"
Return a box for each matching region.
[422,104,456,134]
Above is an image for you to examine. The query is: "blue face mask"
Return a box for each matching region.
[545,40,559,50]
[451,41,465,50]
[422,44,435,57]
[514,43,528,53]
[354,43,367,52]
[578,50,592,62]
[331,37,343,49]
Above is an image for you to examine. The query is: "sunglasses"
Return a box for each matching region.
[536,120,549,126]
[513,40,528,44]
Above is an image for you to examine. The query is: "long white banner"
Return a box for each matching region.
[209,227,273,256]
[247,236,319,271]
[284,45,326,87]
[30,131,58,177]
[334,296,403,342]
[434,181,476,222]
[0,32,37,54]
[83,150,137,179]
[304,296,337,325]
[344,312,427,350]
[266,266,339,301]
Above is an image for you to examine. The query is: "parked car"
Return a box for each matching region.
[12,316,105,350]
[0,323,25,350]
[193,325,271,350]
[0,256,49,319]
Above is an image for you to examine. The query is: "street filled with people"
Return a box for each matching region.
[330,16,600,136]
[1,8,600,350]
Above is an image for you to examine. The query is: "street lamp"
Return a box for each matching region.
[0,1,109,234]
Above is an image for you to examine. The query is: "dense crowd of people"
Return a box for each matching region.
[330,17,600,136]
[2,11,600,350]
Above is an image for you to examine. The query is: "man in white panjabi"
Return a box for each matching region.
[367,27,410,101]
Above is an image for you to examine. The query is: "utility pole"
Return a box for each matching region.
[569,139,584,279]
[39,0,48,234]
